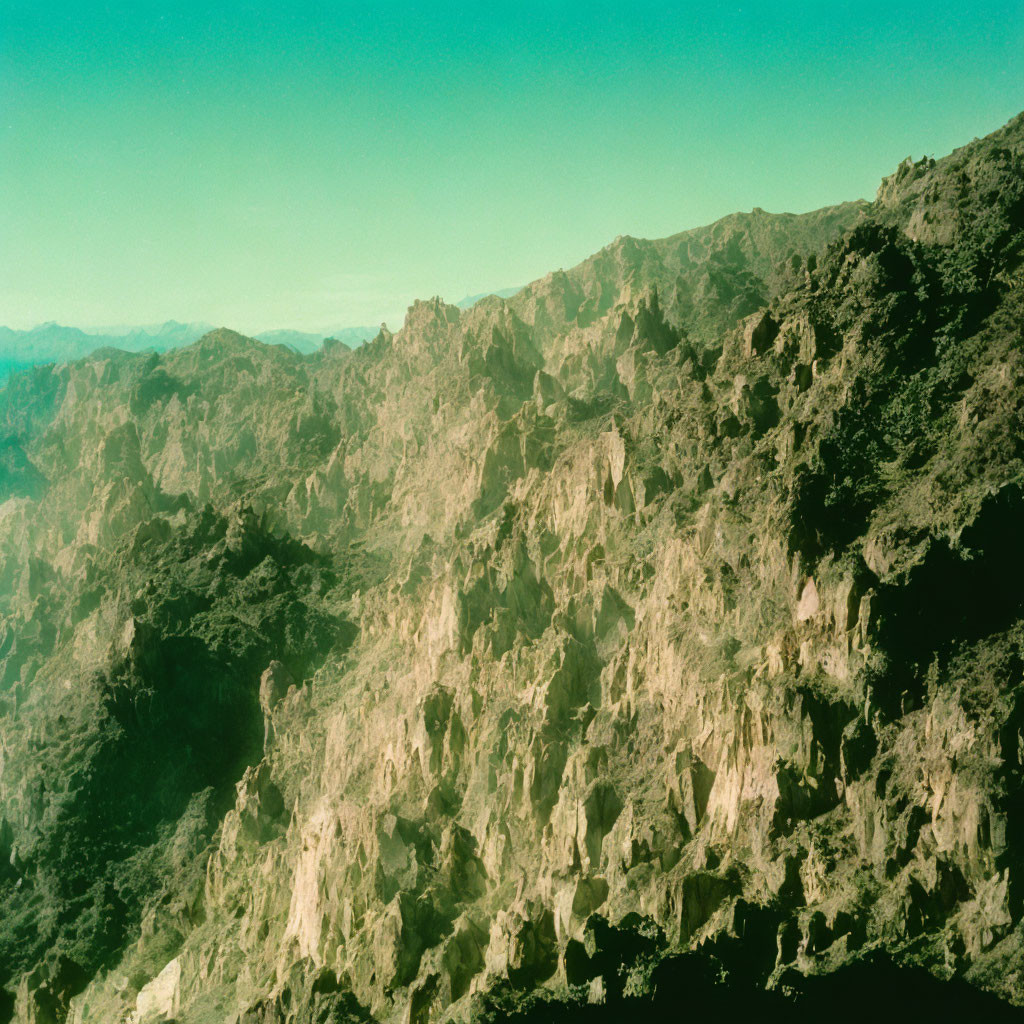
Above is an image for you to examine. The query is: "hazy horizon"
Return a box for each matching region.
[3,0,1023,334]
[0,317,386,336]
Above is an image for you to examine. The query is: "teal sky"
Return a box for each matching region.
[2,1,1023,333]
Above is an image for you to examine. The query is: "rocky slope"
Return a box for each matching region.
[1,112,1023,1023]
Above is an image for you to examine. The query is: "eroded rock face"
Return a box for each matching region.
[2,113,1024,1022]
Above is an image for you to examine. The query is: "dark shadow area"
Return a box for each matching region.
[0,506,354,1007]
[870,484,1024,713]
[477,950,1024,1023]
[0,436,47,502]
[474,912,1024,1023]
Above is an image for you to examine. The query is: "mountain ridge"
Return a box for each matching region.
[0,322,381,380]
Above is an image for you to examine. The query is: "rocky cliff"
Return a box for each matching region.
[1,113,1023,1023]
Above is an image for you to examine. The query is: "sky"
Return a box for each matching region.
[1,1,1023,334]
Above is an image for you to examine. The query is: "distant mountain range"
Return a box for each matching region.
[455,286,522,308]
[0,320,380,380]
[0,299,523,381]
